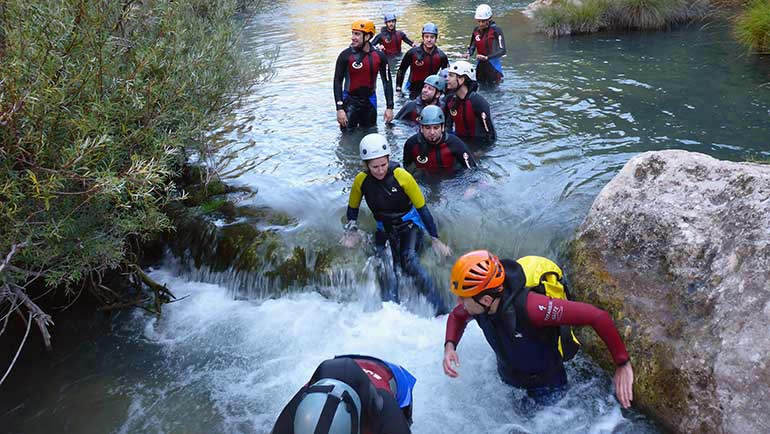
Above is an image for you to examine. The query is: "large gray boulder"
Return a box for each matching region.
[569,150,770,434]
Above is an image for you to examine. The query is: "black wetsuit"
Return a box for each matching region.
[394,97,443,123]
[402,132,477,175]
[445,89,496,144]
[347,163,446,312]
[272,357,412,434]
[333,44,394,130]
[396,45,448,100]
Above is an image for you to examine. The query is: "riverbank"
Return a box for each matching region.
[525,0,770,55]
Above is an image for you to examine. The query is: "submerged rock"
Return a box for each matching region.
[569,150,770,434]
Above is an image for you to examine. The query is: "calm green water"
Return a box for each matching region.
[1,1,768,433]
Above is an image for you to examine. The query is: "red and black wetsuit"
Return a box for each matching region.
[333,44,394,130]
[468,22,506,85]
[396,44,448,100]
[402,132,477,175]
[371,28,414,56]
[445,90,496,144]
[445,259,630,393]
[271,357,413,434]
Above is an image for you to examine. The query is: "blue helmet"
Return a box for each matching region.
[424,75,446,93]
[422,22,438,36]
[384,13,397,23]
[419,105,445,126]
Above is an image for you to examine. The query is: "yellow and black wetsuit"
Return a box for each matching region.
[346,162,445,312]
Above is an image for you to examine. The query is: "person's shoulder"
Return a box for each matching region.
[470,91,489,103]
[337,46,353,58]
[393,166,414,180]
[404,132,420,145]
[353,171,368,185]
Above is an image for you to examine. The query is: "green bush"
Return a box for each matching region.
[0,0,263,322]
[735,0,770,53]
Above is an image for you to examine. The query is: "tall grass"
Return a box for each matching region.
[735,0,770,53]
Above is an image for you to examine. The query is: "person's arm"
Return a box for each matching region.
[395,101,412,120]
[400,31,414,47]
[467,29,477,57]
[346,172,367,223]
[402,136,416,168]
[371,389,412,434]
[392,168,439,238]
[443,103,454,132]
[371,32,382,47]
[378,51,394,110]
[525,292,629,366]
[471,94,495,142]
[445,303,471,349]
[333,50,348,111]
[396,50,412,89]
[448,137,477,168]
[487,26,506,60]
[439,50,448,69]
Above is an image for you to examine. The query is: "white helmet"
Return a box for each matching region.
[448,61,476,82]
[475,4,493,20]
[359,133,390,161]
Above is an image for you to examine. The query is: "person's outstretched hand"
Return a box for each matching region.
[614,361,634,409]
[443,343,460,377]
[432,238,452,257]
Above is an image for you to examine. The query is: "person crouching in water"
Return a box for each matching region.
[395,74,446,123]
[271,355,415,434]
[443,251,634,410]
[341,133,451,314]
[402,105,477,176]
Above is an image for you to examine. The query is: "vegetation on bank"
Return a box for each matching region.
[0,0,264,374]
[734,0,770,53]
[531,0,710,37]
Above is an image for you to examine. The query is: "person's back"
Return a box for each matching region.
[272,356,414,434]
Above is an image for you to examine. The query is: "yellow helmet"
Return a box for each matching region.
[352,20,376,36]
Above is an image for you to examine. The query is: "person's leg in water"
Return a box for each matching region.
[397,224,448,314]
[517,385,568,414]
[343,95,377,131]
[374,229,399,302]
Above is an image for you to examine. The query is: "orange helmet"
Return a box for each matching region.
[450,250,506,297]
[351,20,376,36]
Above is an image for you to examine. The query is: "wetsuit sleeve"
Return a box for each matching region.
[402,136,415,168]
[445,303,473,348]
[347,172,367,221]
[443,103,454,131]
[488,26,506,60]
[525,292,630,366]
[471,94,496,142]
[401,31,414,47]
[333,50,348,111]
[371,32,382,46]
[416,206,438,238]
[396,49,412,89]
[467,29,477,57]
[370,389,413,434]
[448,137,477,169]
[439,50,448,69]
[395,101,414,121]
[378,51,394,109]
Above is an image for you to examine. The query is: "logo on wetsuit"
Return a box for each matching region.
[449,109,458,116]
[352,61,364,69]
[416,155,428,164]
[475,34,481,42]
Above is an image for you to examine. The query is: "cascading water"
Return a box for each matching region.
[2,0,768,433]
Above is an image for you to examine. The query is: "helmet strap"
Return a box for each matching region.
[473,291,500,315]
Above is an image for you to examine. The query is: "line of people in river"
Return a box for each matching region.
[273,5,635,433]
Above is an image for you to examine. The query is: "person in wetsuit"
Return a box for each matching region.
[402,105,477,176]
[442,250,635,409]
[395,74,445,123]
[272,356,415,434]
[465,4,506,85]
[371,13,415,75]
[444,60,496,145]
[341,133,450,314]
[396,23,448,100]
[334,20,394,131]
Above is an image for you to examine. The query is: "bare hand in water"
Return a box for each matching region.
[432,238,452,257]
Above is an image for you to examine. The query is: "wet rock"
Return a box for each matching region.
[569,150,770,434]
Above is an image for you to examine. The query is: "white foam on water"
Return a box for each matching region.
[113,269,657,434]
